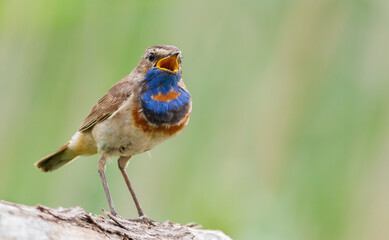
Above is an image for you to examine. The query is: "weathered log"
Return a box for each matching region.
[0,201,231,240]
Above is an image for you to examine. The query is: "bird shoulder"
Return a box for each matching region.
[78,76,134,132]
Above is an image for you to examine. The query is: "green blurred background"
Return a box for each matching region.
[1,0,389,239]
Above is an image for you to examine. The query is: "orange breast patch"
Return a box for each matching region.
[132,107,190,136]
[151,91,181,101]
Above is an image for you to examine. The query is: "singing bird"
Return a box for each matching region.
[35,45,192,223]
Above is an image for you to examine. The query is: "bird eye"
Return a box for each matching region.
[147,53,155,62]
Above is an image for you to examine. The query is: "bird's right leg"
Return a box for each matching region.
[118,156,155,225]
[98,154,117,216]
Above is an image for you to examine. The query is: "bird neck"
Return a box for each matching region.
[141,68,190,115]
[143,68,180,94]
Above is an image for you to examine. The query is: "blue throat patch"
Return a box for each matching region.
[141,68,191,114]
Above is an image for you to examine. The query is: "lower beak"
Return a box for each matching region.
[156,53,179,73]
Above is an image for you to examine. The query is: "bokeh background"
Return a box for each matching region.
[1,0,389,239]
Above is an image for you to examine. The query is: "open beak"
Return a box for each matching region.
[156,52,179,73]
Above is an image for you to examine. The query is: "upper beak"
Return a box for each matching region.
[156,52,180,73]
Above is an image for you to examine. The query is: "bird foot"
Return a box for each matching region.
[110,211,119,217]
[129,215,156,226]
[102,209,124,221]
[102,209,155,226]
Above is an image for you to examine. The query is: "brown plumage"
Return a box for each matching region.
[35,142,76,172]
[79,79,134,132]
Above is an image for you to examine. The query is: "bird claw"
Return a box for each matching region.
[102,209,155,226]
[129,215,156,226]
[102,209,123,221]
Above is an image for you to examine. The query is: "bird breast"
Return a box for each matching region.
[91,95,191,157]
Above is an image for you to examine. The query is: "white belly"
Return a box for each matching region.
[91,98,169,157]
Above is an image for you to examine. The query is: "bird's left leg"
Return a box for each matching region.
[98,154,117,216]
[118,156,155,225]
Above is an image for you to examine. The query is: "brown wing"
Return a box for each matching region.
[78,79,133,132]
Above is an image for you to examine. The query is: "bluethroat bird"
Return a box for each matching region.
[35,45,192,223]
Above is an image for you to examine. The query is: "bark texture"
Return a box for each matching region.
[0,201,231,240]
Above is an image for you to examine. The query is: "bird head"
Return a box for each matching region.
[136,45,183,76]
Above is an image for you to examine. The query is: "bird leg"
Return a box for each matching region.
[118,156,154,225]
[98,155,117,216]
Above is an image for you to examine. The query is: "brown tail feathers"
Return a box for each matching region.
[35,142,79,172]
